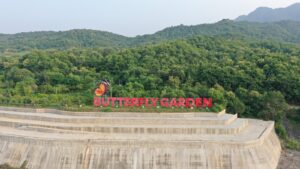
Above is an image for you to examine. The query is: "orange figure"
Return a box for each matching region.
[95,83,106,96]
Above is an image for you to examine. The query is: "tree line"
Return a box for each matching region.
[0,36,299,121]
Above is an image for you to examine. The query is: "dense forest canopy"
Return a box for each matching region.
[1,20,300,53]
[0,29,129,53]
[0,36,299,119]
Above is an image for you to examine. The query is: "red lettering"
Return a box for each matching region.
[124,98,130,106]
[117,97,124,106]
[94,97,101,107]
[195,98,202,108]
[131,98,138,106]
[170,98,178,107]
[185,98,195,108]
[110,97,116,106]
[93,97,213,108]
[177,98,185,107]
[160,98,169,107]
[150,98,159,107]
[101,97,110,107]
[138,98,145,106]
[203,98,213,108]
[145,98,149,107]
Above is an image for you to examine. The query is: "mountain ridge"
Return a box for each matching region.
[236,3,300,22]
[1,20,300,53]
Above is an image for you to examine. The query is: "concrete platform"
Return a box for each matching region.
[0,107,281,169]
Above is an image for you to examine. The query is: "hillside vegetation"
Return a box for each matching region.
[1,20,300,53]
[0,29,129,53]
[0,36,299,118]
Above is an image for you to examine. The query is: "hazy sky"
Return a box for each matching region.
[0,0,299,36]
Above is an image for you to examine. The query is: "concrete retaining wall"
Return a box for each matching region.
[0,107,281,169]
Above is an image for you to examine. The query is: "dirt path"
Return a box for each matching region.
[277,150,300,169]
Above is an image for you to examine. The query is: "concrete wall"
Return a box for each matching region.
[0,107,281,169]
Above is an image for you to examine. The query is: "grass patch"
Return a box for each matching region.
[275,120,300,150]
[0,161,27,169]
[285,138,300,150]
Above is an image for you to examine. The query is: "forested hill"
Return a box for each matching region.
[236,3,300,22]
[1,20,300,53]
[0,29,130,53]
[0,36,299,116]
[132,20,300,44]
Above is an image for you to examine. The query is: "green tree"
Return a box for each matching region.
[258,91,288,121]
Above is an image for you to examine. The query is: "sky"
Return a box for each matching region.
[0,0,299,36]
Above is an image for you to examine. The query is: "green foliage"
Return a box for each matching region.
[285,138,300,150]
[286,108,300,124]
[133,20,300,46]
[258,91,288,121]
[0,30,129,53]
[0,161,27,169]
[226,91,245,115]
[0,36,299,118]
[275,120,300,150]
[275,121,288,140]
[1,20,300,53]
[103,107,112,112]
